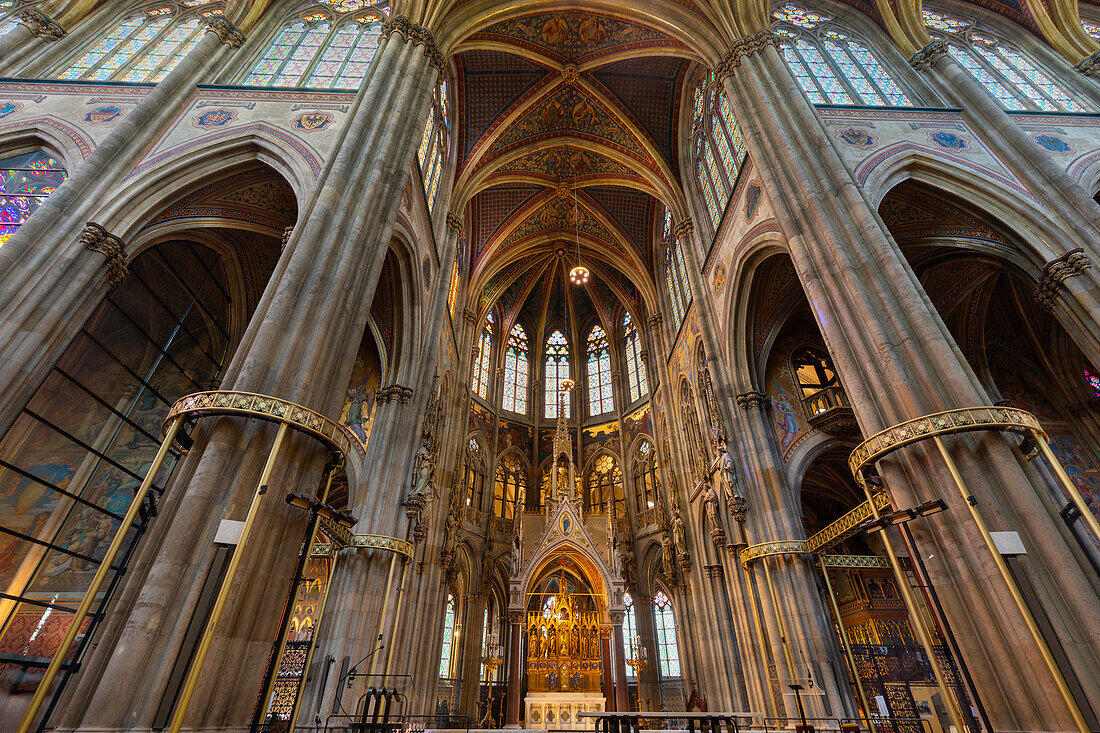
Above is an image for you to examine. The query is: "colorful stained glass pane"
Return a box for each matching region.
[948,46,1024,110]
[418,114,435,166]
[666,270,683,325]
[711,112,735,190]
[696,159,720,228]
[90,17,170,80]
[545,330,570,418]
[273,23,330,86]
[322,0,375,11]
[662,207,673,238]
[624,593,639,676]
[473,325,492,398]
[847,42,910,106]
[1085,21,1100,40]
[703,144,725,214]
[995,47,1085,112]
[308,23,359,87]
[123,19,200,82]
[922,9,969,33]
[624,314,648,403]
[975,47,1056,111]
[1085,367,1100,397]
[773,4,828,28]
[503,324,528,413]
[0,151,67,247]
[781,45,826,104]
[439,594,456,677]
[586,326,614,415]
[654,591,681,677]
[244,22,306,85]
[824,41,884,105]
[60,17,145,79]
[427,148,443,212]
[674,241,691,305]
[796,40,852,104]
[336,23,381,88]
[718,94,748,162]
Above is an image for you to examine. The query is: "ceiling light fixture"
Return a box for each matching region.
[568,180,589,286]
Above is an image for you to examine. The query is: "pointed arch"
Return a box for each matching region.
[586,324,614,416]
[545,329,571,418]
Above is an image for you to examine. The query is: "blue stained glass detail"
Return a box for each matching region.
[975,47,1056,111]
[0,151,67,247]
[711,112,735,191]
[60,17,145,79]
[847,42,910,106]
[1086,367,1100,397]
[123,18,201,82]
[995,47,1085,112]
[781,45,826,104]
[586,326,614,415]
[624,314,648,403]
[824,41,884,105]
[245,22,306,85]
[473,326,492,398]
[719,94,748,162]
[439,594,456,677]
[545,330,570,418]
[503,324,528,413]
[654,590,681,677]
[795,40,852,104]
[949,46,1025,110]
[697,157,720,228]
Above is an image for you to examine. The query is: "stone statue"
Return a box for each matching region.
[671,507,687,557]
[704,481,720,530]
[617,534,637,587]
[409,444,435,504]
[661,533,676,582]
[441,506,460,556]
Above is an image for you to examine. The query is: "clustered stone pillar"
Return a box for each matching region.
[53,20,446,731]
[719,29,1100,730]
[506,611,523,725]
[0,17,246,440]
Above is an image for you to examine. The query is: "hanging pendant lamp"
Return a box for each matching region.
[568,181,589,286]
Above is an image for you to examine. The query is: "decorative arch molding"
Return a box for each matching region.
[1067,148,1100,192]
[0,115,93,167]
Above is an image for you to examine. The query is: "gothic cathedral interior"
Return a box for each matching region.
[1,0,1100,731]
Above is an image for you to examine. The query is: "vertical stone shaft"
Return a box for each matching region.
[721,37,1100,730]
[0,28,240,440]
[58,28,443,731]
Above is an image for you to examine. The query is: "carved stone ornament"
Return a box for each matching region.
[281,226,293,250]
[463,308,477,325]
[561,66,579,84]
[18,9,64,41]
[716,30,779,78]
[204,17,245,48]
[1035,248,1091,312]
[1076,50,1100,79]
[382,17,446,74]
[376,384,414,404]
[910,40,949,72]
[673,218,694,240]
[648,313,663,330]
[446,211,463,234]
[80,222,128,291]
[735,391,767,410]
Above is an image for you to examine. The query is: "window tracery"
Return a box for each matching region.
[631,439,659,520]
[586,325,614,415]
[624,313,648,403]
[660,208,691,328]
[464,436,487,510]
[494,452,526,520]
[691,74,748,230]
[418,78,449,214]
[773,6,912,108]
[1084,366,1100,397]
[0,151,66,247]
[502,322,528,414]
[545,330,570,418]
[585,454,624,514]
[473,313,492,399]
[922,8,1086,112]
[653,590,680,677]
[58,3,222,82]
[242,3,385,90]
[624,592,639,678]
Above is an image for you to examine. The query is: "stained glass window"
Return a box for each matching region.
[503,323,528,414]
[624,313,648,402]
[587,326,614,415]
[494,453,526,519]
[772,4,829,28]
[418,79,449,214]
[693,73,750,231]
[464,437,486,509]
[624,593,639,678]
[585,454,623,513]
[661,206,691,328]
[439,593,456,677]
[244,16,382,89]
[1085,367,1100,397]
[782,45,826,104]
[1085,21,1100,40]
[632,439,659,514]
[545,330,570,418]
[948,46,1022,109]
[447,261,459,317]
[654,590,681,677]
[696,160,721,228]
[1,151,67,247]
[473,314,492,399]
[922,9,970,33]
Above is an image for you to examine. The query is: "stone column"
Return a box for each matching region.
[913,42,1100,363]
[57,22,446,731]
[600,627,615,711]
[720,31,1100,730]
[611,613,630,712]
[505,611,523,725]
[0,19,246,440]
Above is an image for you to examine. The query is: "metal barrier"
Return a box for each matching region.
[323,687,407,733]
[578,710,757,733]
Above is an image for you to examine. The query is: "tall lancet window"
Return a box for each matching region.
[654,590,681,677]
[586,325,614,415]
[0,151,67,247]
[545,330,570,418]
[923,8,1086,112]
[494,452,526,519]
[242,3,385,90]
[502,323,528,414]
[439,593,457,677]
[624,592,639,678]
[473,312,493,399]
[773,5,912,107]
[692,73,748,230]
[57,4,218,83]
[624,313,647,402]
[418,78,450,214]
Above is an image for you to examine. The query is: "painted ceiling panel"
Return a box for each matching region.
[583,186,653,261]
[458,51,550,160]
[589,57,686,170]
[495,145,642,185]
[473,184,546,258]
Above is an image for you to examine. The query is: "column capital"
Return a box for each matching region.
[376,384,414,404]
[508,610,524,624]
[204,17,245,48]
[639,349,650,364]
[648,313,663,331]
[80,222,127,291]
[673,218,694,240]
[383,16,446,74]
[1036,248,1091,311]
[17,9,64,42]
[1076,50,1100,78]
[609,611,624,625]
[715,29,778,78]
[446,212,463,234]
[463,308,477,325]
[735,391,767,410]
[909,39,949,72]
[281,226,293,250]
